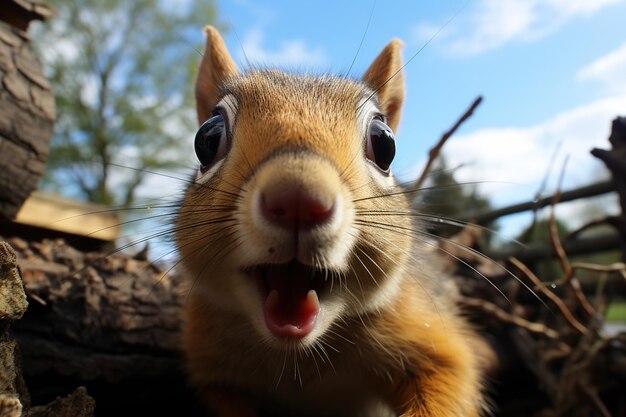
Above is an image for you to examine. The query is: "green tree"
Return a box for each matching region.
[33,0,221,206]
[415,157,494,238]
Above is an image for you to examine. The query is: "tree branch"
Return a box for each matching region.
[411,96,483,191]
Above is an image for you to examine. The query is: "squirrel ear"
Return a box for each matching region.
[195,26,239,125]
[362,39,405,132]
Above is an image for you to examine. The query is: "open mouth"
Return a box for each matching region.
[248,261,329,339]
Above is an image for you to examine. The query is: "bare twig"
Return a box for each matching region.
[565,216,621,240]
[25,290,47,306]
[509,257,587,335]
[412,96,483,191]
[459,296,559,339]
[548,158,597,318]
[572,262,626,282]
[549,156,573,279]
[519,141,563,243]
[578,381,612,417]
[570,261,625,273]
[570,278,597,318]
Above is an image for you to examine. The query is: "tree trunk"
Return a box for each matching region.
[591,116,626,261]
[0,2,55,220]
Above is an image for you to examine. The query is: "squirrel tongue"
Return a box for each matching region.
[261,265,320,338]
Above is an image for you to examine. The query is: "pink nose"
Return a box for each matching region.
[260,187,335,230]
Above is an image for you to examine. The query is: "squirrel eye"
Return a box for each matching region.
[194,112,229,172]
[365,118,396,172]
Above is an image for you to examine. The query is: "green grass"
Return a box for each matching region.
[606,302,626,322]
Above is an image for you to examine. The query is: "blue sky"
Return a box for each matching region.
[209,0,626,235]
[30,0,626,253]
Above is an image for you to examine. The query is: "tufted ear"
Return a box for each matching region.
[362,39,405,132]
[195,26,239,125]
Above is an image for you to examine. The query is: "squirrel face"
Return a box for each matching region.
[176,27,412,348]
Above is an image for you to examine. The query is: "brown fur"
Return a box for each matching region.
[177,26,489,417]
[362,39,405,132]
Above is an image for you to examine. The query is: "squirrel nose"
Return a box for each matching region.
[260,186,335,230]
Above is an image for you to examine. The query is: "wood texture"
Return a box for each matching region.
[4,236,205,416]
[0,21,54,220]
[591,117,626,261]
[0,241,29,417]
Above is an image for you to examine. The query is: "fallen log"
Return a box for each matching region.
[3,236,205,416]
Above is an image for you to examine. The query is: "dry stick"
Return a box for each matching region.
[569,278,596,318]
[412,96,483,191]
[549,158,597,317]
[520,142,563,243]
[459,296,559,339]
[549,156,574,279]
[565,216,621,240]
[571,261,626,281]
[571,261,626,273]
[509,257,587,335]
[577,381,613,417]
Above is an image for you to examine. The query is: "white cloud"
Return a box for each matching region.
[414,0,623,56]
[441,94,626,216]
[238,28,328,69]
[577,41,626,92]
[78,75,99,107]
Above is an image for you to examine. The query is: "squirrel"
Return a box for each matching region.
[175,26,491,417]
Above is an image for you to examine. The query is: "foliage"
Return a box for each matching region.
[33,0,221,206]
[606,301,626,322]
[415,157,494,238]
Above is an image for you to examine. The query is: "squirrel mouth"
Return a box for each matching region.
[250,261,327,339]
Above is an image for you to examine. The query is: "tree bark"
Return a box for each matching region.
[0,241,29,417]
[0,18,55,220]
[591,116,626,261]
[4,236,206,416]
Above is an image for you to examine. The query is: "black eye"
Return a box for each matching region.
[366,118,395,172]
[194,112,229,171]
